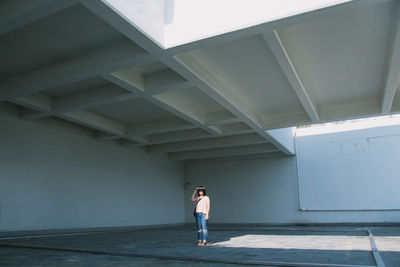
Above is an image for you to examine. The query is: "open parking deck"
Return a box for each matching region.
[1,1,400,266]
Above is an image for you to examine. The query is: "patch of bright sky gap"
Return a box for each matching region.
[103,0,351,49]
[296,114,400,136]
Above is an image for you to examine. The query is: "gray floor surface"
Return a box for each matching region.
[1,225,399,267]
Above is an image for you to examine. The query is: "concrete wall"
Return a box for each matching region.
[297,125,400,211]
[184,126,400,224]
[3,112,400,230]
[0,114,184,231]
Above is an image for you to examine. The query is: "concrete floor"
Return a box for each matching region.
[1,225,399,267]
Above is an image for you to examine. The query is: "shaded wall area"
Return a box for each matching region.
[184,126,400,224]
[0,115,184,231]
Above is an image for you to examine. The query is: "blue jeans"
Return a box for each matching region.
[195,213,208,241]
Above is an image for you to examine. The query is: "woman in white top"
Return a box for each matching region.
[191,185,210,246]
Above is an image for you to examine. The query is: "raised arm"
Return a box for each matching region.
[191,189,198,202]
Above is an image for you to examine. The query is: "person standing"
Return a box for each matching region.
[191,186,210,246]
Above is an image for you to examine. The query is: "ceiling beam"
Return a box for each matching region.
[60,111,147,144]
[381,4,400,114]
[144,107,219,133]
[13,93,53,120]
[0,41,153,102]
[148,129,212,145]
[215,122,254,135]
[104,74,221,135]
[265,128,295,155]
[152,93,210,127]
[81,0,163,55]
[204,110,241,126]
[21,110,51,120]
[186,151,285,164]
[0,0,80,35]
[13,93,52,112]
[110,67,191,95]
[53,85,136,113]
[144,69,190,95]
[263,30,320,123]
[18,85,138,120]
[12,93,148,144]
[0,102,20,117]
[61,110,125,136]
[165,54,295,155]
[119,139,141,148]
[167,54,263,128]
[35,116,147,147]
[169,143,279,160]
[35,116,96,139]
[320,100,380,122]
[147,133,268,154]
[261,111,312,130]
[96,132,120,141]
[126,117,197,136]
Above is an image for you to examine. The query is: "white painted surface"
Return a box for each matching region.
[101,0,352,48]
[279,1,393,110]
[1,112,400,229]
[163,0,351,48]
[184,125,400,223]
[103,0,165,47]
[0,115,184,231]
[265,127,296,155]
[1,0,396,158]
[296,124,400,210]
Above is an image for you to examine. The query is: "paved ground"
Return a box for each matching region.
[0,225,399,266]
[371,227,400,267]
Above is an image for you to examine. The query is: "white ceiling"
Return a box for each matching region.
[187,35,306,117]
[0,0,398,161]
[103,0,352,48]
[279,1,393,108]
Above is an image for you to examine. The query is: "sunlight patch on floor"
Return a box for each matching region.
[210,234,372,251]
